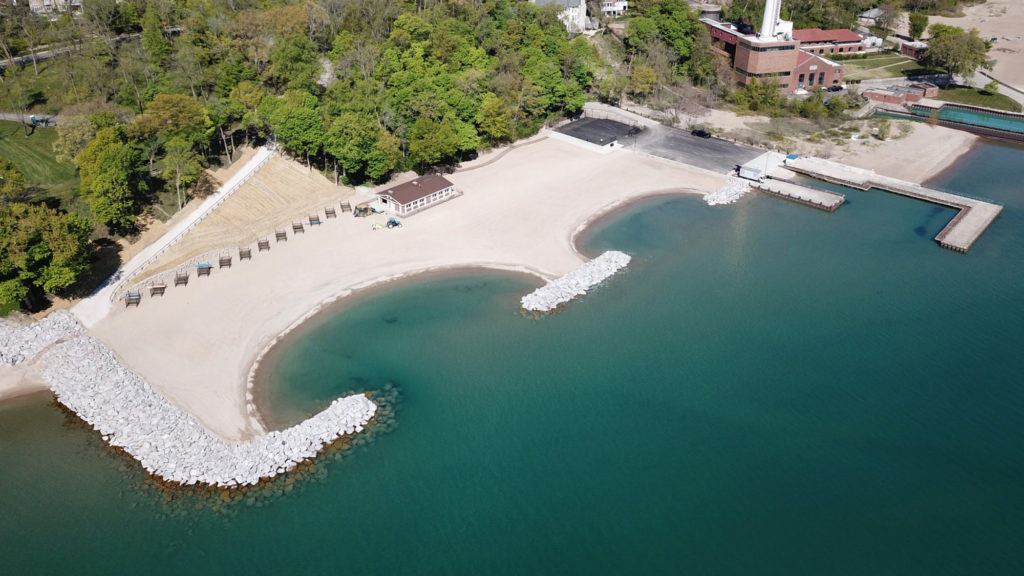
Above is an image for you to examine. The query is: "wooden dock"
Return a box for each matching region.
[755,179,845,212]
[787,157,1003,253]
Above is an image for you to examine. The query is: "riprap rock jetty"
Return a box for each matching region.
[3,311,376,488]
[522,251,631,312]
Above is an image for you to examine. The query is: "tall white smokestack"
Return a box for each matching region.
[760,0,782,39]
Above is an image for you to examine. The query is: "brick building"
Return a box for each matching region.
[702,0,854,93]
[792,28,865,56]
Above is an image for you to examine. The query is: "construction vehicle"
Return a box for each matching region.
[353,203,372,217]
[387,217,402,228]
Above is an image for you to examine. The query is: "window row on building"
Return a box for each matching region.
[735,69,793,79]
[746,44,797,53]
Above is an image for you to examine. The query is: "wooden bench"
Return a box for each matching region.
[275,230,287,242]
[125,293,142,307]
[340,201,352,213]
[197,264,212,277]
[309,214,321,226]
[324,207,337,219]
[257,239,271,251]
[174,271,189,286]
[149,284,166,297]
[239,247,252,260]
[219,255,232,268]
[292,222,305,234]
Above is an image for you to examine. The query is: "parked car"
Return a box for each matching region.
[691,129,712,139]
[827,85,844,92]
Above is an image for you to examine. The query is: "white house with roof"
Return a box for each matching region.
[858,8,887,27]
[601,1,628,17]
[533,0,588,35]
[27,0,82,15]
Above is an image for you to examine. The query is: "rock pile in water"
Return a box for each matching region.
[42,336,376,487]
[2,309,377,488]
[521,251,631,312]
[0,310,84,366]
[704,177,751,206]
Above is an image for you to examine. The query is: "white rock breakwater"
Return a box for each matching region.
[0,310,84,365]
[42,336,376,487]
[704,176,751,206]
[521,250,631,312]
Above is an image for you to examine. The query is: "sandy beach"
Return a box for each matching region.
[829,122,978,183]
[85,136,725,442]
[2,113,983,438]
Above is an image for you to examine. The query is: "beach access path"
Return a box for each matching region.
[88,136,725,442]
[72,147,275,328]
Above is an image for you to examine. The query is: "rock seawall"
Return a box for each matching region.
[0,310,83,366]
[42,336,376,487]
[521,251,631,312]
[4,311,376,488]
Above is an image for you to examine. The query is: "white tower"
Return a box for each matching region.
[758,0,792,41]
[759,0,781,38]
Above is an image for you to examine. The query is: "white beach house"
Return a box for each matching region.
[376,174,457,216]
[533,0,588,35]
[601,1,628,17]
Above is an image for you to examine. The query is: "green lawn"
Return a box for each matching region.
[0,120,84,213]
[843,54,937,81]
[0,60,77,116]
[933,86,1024,113]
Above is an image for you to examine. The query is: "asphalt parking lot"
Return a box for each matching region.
[555,117,763,175]
[555,118,640,145]
[629,124,763,174]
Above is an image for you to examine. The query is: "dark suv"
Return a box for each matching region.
[691,129,712,139]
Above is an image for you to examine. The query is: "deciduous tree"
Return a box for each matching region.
[0,158,26,202]
[909,13,929,41]
[76,127,148,232]
[0,202,92,313]
[163,137,204,210]
[925,24,991,79]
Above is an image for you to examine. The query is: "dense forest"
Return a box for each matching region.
[0,0,988,312]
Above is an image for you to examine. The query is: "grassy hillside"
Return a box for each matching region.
[934,86,1024,113]
[0,120,83,213]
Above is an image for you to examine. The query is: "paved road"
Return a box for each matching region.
[0,112,61,126]
[628,124,763,174]
[0,30,180,70]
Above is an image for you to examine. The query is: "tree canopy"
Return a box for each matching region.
[0,158,27,203]
[909,13,929,41]
[76,126,148,232]
[925,24,991,78]
[0,202,92,313]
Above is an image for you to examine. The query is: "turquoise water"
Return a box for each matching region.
[3,141,1024,574]
[910,104,1024,134]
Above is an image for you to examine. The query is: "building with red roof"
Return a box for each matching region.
[794,50,845,91]
[700,1,859,94]
[792,28,865,56]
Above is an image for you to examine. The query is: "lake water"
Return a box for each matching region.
[2,141,1023,574]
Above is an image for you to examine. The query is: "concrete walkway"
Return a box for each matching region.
[0,112,61,125]
[787,157,1003,253]
[755,179,846,212]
